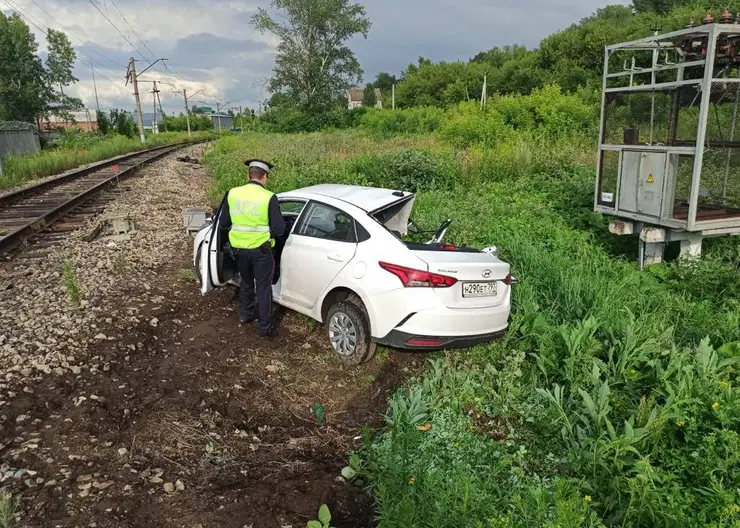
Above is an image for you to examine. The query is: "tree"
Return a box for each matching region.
[362,83,377,107]
[373,72,397,94]
[251,0,371,109]
[97,110,111,135]
[109,109,136,138]
[395,59,487,108]
[46,29,78,94]
[632,0,694,14]
[471,44,529,68]
[0,12,48,122]
[45,29,82,120]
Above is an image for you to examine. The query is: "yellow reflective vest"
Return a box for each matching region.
[227,183,275,249]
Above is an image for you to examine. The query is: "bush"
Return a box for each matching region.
[203,129,740,527]
[439,86,598,148]
[259,105,368,133]
[359,107,446,138]
[350,149,460,192]
[439,102,510,148]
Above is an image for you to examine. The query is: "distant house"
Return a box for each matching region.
[132,111,164,132]
[192,106,213,114]
[40,109,99,132]
[348,87,382,109]
[208,112,233,131]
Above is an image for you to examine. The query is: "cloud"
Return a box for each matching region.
[5,0,628,114]
[352,0,631,81]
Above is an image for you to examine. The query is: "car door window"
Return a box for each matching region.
[297,202,357,243]
[280,200,306,216]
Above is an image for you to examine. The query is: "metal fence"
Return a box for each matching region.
[0,127,41,160]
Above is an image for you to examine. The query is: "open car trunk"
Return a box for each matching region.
[370,194,510,310]
[370,194,416,237]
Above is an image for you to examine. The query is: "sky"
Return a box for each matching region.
[1,0,630,116]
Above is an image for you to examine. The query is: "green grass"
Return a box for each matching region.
[177,268,197,283]
[0,492,18,528]
[0,130,215,190]
[61,260,81,308]
[204,109,740,527]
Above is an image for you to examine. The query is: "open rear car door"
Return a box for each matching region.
[194,195,237,294]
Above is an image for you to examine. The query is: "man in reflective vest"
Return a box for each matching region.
[221,159,285,337]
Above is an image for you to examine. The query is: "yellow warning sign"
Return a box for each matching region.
[647,174,655,184]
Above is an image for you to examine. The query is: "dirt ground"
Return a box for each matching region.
[0,149,417,528]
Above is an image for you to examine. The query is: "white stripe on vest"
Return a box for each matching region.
[231,225,270,232]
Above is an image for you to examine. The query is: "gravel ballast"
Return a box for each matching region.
[0,145,213,394]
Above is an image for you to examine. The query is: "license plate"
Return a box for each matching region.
[462,282,497,298]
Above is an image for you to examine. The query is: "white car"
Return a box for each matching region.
[194,184,514,365]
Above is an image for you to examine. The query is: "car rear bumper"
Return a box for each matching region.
[374,327,508,350]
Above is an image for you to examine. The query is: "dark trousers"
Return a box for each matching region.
[236,247,274,335]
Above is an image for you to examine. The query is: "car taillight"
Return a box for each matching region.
[503,273,513,286]
[441,244,456,251]
[379,262,457,288]
[406,338,444,347]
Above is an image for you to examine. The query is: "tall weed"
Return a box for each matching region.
[203,114,740,528]
[0,131,214,189]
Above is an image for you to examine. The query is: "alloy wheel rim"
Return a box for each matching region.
[329,312,357,356]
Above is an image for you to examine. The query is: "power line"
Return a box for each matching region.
[108,0,156,60]
[26,0,125,71]
[86,0,148,61]
[1,0,126,79]
[0,0,127,98]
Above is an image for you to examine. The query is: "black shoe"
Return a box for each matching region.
[240,314,257,324]
[258,327,279,339]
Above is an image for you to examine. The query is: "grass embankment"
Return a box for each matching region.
[205,90,740,527]
[0,130,215,190]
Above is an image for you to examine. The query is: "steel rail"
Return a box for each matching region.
[0,141,202,256]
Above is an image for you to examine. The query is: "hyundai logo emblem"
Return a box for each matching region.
[482,269,492,279]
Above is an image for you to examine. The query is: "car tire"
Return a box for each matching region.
[326,300,377,366]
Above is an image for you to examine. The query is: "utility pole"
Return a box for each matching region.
[392,84,395,110]
[90,61,101,114]
[155,84,168,132]
[174,89,202,138]
[151,81,159,134]
[239,105,244,134]
[126,57,146,143]
[215,100,231,133]
[183,89,191,137]
[126,58,169,143]
[481,72,487,108]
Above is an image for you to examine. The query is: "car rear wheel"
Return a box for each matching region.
[326,299,376,365]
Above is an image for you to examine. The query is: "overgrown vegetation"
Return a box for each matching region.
[0,491,18,528]
[204,79,740,525]
[0,13,81,123]
[307,504,336,528]
[61,260,81,308]
[0,130,214,189]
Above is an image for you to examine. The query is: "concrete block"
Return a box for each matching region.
[609,220,634,236]
[640,227,666,243]
[182,208,209,233]
[680,235,703,259]
[103,213,135,235]
[644,242,665,266]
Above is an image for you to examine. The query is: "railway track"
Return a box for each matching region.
[0,142,200,259]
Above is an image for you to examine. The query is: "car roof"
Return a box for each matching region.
[280,184,414,213]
